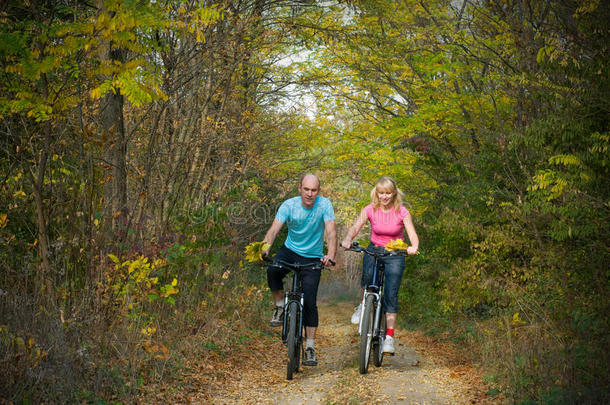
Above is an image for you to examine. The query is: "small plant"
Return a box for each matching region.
[107,254,179,307]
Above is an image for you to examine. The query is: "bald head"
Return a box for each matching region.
[298,174,320,209]
[300,173,320,189]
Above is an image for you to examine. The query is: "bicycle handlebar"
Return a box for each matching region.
[262,255,335,271]
[344,241,409,257]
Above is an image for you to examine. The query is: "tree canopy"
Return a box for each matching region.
[1,0,608,402]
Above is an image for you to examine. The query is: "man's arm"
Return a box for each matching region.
[262,219,284,256]
[323,219,337,265]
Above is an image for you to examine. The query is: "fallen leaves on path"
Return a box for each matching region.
[138,301,505,404]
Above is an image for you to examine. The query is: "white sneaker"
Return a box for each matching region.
[351,303,362,324]
[304,347,317,366]
[382,336,395,354]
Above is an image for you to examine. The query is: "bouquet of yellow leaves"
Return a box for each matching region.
[244,241,271,262]
[385,238,409,251]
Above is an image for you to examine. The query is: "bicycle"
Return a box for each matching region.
[346,241,408,374]
[263,256,334,380]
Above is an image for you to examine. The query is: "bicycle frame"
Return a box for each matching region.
[347,242,407,373]
[282,269,305,344]
[355,247,387,337]
[263,256,328,380]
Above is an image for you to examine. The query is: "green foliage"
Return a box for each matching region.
[0,0,293,401]
[1,0,608,402]
[296,0,609,402]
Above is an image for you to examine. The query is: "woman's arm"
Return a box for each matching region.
[403,210,419,255]
[340,208,368,249]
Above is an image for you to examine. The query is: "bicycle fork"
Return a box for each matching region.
[282,292,304,343]
[358,291,381,336]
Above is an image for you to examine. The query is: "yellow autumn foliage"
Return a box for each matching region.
[385,238,409,251]
[244,241,271,262]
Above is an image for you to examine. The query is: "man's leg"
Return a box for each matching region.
[266,247,292,326]
[305,326,316,341]
[271,290,284,305]
[302,266,322,365]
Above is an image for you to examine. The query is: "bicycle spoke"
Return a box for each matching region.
[359,294,375,374]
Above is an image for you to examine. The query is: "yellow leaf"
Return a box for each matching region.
[171,278,177,287]
[385,239,409,251]
[153,258,167,268]
[128,261,137,274]
[244,241,271,262]
[15,337,25,348]
[13,190,26,199]
[108,254,120,264]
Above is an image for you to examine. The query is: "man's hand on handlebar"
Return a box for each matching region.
[261,251,271,262]
[321,256,336,267]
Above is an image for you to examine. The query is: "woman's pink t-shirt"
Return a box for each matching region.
[364,203,409,247]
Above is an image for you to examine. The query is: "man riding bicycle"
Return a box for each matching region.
[262,173,337,366]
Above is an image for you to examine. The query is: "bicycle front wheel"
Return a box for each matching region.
[286,302,299,380]
[373,304,386,367]
[359,294,375,374]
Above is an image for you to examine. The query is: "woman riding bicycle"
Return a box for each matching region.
[340,176,419,355]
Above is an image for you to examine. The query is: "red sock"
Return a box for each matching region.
[386,328,394,337]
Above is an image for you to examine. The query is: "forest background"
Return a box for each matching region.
[0,0,608,403]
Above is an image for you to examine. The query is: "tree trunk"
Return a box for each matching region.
[30,116,53,301]
[98,0,127,235]
[101,85,127,220]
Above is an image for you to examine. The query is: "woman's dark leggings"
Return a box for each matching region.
[267,245,322,328]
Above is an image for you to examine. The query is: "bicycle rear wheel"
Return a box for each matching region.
[373,304,386,367]
[286,302,299,380]
[359,294,375,374]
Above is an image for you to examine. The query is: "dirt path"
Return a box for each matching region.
[208,300,500,404]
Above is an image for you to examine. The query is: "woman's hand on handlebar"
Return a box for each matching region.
[407,246,418,255]
[340,239,352,249]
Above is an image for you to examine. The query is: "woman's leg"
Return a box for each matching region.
[382,255,405,328]
[386,312,397,329]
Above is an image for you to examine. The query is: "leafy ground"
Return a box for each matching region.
[139,299,505,404]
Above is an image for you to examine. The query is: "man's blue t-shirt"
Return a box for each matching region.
[276,196,335,258]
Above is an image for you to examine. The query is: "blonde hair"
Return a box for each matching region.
[370,176,404,210]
